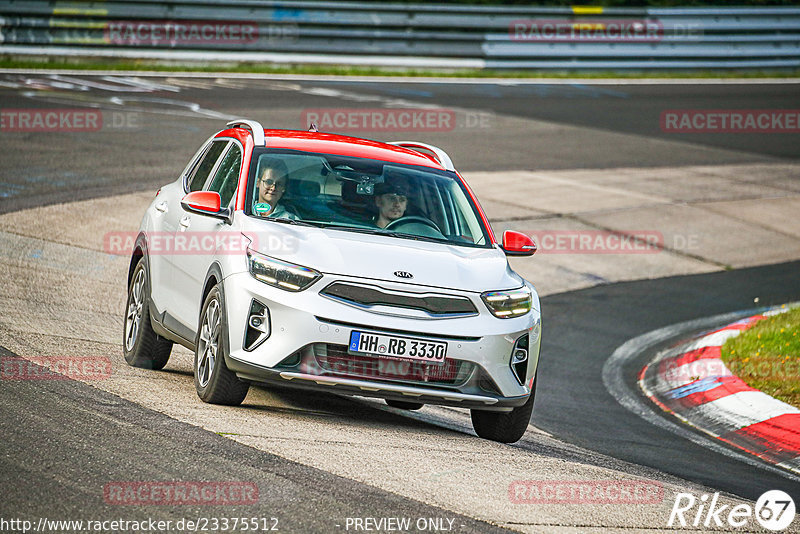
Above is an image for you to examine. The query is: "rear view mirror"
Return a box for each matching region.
[501,230,536,257]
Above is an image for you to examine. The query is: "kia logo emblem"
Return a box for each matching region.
[394,271,413,279]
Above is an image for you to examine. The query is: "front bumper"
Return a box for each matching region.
[222,271,541,409]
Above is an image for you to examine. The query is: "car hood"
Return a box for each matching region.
[240,219,524,293]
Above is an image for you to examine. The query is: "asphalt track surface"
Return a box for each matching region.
[317,80,800,164]
[1,74,798,213]
[2,74,800,528]
[0,345,507,532]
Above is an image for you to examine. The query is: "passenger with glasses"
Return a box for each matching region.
[254,158,299,220]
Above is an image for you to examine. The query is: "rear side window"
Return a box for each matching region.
[206,144,242,207]
[188,140,227,192]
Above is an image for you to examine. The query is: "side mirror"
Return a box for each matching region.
[501,230,536,257]
[180,191,231,223]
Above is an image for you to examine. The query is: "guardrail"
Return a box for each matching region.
[1,1,799,69]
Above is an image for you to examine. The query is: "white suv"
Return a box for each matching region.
[123,120,541,443]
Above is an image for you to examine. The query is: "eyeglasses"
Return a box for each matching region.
[383,194,407,203]
[260,178,286,189]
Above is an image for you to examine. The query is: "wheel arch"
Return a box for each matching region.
[127,232,151,288]
[201,261,225,313]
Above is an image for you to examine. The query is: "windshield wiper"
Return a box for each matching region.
[311,222,392,235]
[313,223,452,244]
[270,219,454,244]
[264,217,316,227]
[390,232,451,244]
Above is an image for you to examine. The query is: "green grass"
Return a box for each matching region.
[721,306,800,408]
[1,56,799,79]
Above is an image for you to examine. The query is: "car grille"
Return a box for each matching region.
[312,343,473,387]
[319,281,477,318]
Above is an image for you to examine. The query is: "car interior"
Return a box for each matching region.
[248,152,483,245]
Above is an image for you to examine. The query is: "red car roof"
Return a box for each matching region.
[217,128,447,170]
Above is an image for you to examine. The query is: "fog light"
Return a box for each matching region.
[244,299,270,351]
[510,334,529,385]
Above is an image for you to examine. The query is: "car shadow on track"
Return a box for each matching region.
[154,357,467,435]
[246,383,469,434]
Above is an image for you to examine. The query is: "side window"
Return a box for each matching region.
[187,140,227,192]
[206,144,242,207]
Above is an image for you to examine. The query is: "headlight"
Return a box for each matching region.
[247,248,321,292]
[481,286,531,319]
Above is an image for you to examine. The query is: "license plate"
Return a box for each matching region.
[348,331,447,363]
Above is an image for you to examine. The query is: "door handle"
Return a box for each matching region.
[179,216,191,230]
[155,201,168,213]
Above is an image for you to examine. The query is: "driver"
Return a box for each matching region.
[373,181,409,228]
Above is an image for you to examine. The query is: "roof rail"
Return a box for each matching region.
[226,119,265,146]
[389,141,455,171]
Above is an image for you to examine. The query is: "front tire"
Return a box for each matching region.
[470,375,537,443]
[194,284,249,405]
[123,259,172,370]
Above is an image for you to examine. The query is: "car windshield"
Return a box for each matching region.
[246,149,491,247]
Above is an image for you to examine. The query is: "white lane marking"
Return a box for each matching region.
[163,77,217,90]
[602,310,800,482]
[49,74,158,92]
[100,75,181,93]
[684,390,800,431]
[3,68,800,85]
[17,90,235,120]
[0,46,485,69]
[779,457,800,471]
[298,86,441,109]
[107,96,236,119]
[212,78,252,89]
[765,307,792,317]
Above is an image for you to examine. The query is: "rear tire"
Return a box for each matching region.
[470,375,537,443]
[194,284,249,405]
[386,399,424,411]
[123,259,172,370]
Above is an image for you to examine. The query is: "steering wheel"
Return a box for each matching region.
[385,215,443,235]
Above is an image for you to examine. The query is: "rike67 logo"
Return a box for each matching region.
[668,490,795,531]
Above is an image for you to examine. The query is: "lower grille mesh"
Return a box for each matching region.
[313,343,472,386]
